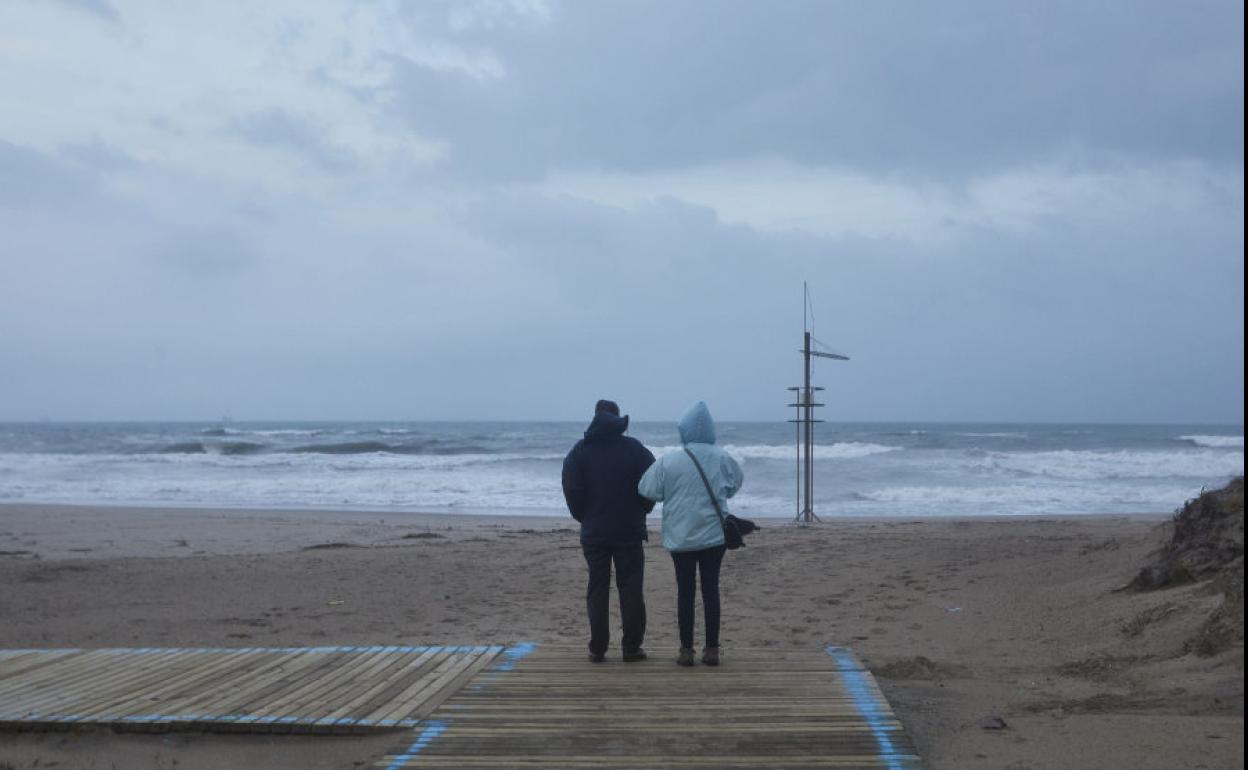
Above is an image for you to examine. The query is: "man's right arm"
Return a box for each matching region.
[561,445,585,522]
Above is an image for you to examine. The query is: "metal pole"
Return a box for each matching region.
[795,397,801,520]
[803,331,813,522]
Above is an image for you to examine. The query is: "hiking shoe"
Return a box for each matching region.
[622,647,647,662]
[677,647,695,667]
[588,651,605,663]
[701,646,720,667]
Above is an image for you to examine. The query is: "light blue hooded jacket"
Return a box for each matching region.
[638,401,744,552]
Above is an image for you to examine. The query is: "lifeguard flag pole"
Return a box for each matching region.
[787,283,848,524]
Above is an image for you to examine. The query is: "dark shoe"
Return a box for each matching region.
[622,647,647,662]
[701,646,720,666]
[588,651,605,663]
[677,647,695,667]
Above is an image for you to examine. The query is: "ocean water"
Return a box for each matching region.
[0,421,1241,518]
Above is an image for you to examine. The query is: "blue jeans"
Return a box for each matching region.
[671,545,726,649]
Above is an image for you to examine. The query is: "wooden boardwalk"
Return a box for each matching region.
[377,644,922,770]
[0,645,500,733]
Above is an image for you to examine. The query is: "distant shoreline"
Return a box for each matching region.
[1,500,1175,520]
[0,501,1172,562]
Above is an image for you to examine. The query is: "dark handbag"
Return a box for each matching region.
[683,448,758,549]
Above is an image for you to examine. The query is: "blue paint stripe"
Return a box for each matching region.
[825,647,918,770]
[383,719,449,770]
[492,642,536,672]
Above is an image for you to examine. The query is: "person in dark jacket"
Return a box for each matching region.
[562,399,657,662]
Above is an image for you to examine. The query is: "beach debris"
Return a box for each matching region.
[0,550,34,557]
[402,532,445,540]
[944,606,963,613]
[977,715,1009,730]
[327,599,345,606]
[174,538,189,547]
[302,542,364,550]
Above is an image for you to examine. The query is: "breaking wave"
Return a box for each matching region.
[161,440,265,455]
[985,448,1243,480]
[646,442,899,461]
[1179,435,1244,449]
[290,441,397,455]
[854,482,1199,512]
[161,442,207,454]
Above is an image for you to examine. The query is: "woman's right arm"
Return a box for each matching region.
[638,456,665,502]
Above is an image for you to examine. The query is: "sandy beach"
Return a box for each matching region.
[0,503,1243,770]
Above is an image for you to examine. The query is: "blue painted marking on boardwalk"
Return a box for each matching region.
[826,646,915,770]
[383,719,449,770]
[492,642,536,672]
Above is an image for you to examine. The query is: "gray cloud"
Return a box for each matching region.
[230,109,357,173]
[0,141,96,208]
[392,1,1243,181]
[50,0,119,24]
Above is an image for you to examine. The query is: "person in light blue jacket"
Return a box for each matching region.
[638,401,743,667]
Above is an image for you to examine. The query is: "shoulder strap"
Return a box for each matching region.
[683,447,726,526]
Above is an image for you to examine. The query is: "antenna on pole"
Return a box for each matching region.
[787,282,848,524]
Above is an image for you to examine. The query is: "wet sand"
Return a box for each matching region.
[1,503,1243,769]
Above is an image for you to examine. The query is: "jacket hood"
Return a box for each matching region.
[678,401,716,445]
[585,409,629,440]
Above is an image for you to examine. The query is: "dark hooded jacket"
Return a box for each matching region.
[562,410,657,545]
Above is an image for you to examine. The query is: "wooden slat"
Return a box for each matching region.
[1,649,187,721]
[337,648,448,728]
[367,648,490,727]
[263,647,397,732]
[203,647,349,732]
[0,646,500,733]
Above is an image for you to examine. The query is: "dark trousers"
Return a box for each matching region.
[582,543,646,655]
[671,545,727,650]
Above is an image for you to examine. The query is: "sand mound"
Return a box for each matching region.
[874,655,970,681]
[1129,476,1244,656]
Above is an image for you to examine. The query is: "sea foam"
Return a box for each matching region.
[1179,435,1244,449]
[645,442,899,461]
[985,448,1244,480]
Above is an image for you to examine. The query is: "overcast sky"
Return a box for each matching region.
[0,1,1243,423]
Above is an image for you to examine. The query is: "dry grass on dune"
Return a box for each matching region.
[1128,476,1244,657]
